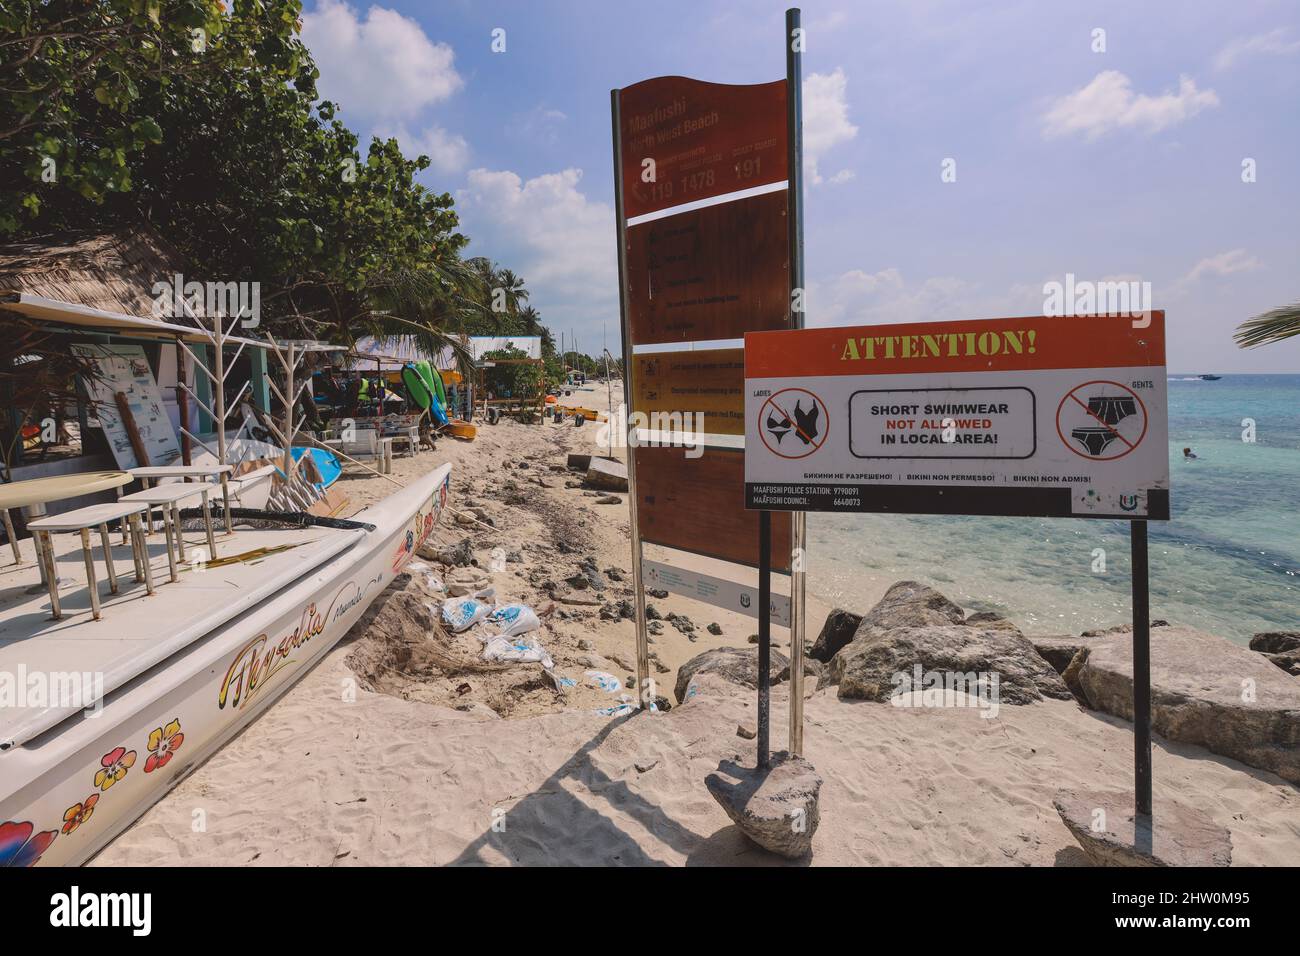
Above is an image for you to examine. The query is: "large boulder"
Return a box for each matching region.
[1054,789,1232,867]
[1250,631,1300,654]
[809,608,862,663]
[1076,625,1300,784]
[1030,635,1089,673]
[675,646,790,704]
[826,623,1073,704]
[705,752,822,858]
[855,580,965,635]
[821,580,1069,704]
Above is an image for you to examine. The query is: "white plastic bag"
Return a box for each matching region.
[482,635,554,669]
[441,597,491,632]
[487,603,540,638]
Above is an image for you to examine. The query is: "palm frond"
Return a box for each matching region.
[1235,303,1300,349]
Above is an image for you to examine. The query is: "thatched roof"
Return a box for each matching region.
[0,227,186,317]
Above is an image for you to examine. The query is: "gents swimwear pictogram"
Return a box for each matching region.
[1055,381,1147,461]
[758,388,829,459]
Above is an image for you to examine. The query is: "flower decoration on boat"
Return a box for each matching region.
[0,820,57,867]
[61,795,100,835]
[144,719,184,773]
[94,746,137,791]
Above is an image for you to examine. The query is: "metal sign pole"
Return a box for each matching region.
[757,509,772,768]
[1131,519,1153,817]
[610,88,652,709]
[785,5,807,756]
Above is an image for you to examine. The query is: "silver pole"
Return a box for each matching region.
[611,88,652,709]
[786,6,808,756]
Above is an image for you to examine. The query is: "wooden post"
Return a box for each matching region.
[115,391,151,467]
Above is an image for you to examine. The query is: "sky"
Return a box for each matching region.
[299,0,1300,372]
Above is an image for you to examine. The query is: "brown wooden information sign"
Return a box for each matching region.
[625,190,790,344]
[618,76,788,220]
[635,445,792,571]
[632,347,745,436]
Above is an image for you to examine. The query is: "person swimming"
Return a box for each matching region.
[1183,447,1198,460]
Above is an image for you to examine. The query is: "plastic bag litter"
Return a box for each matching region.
[406,560,429,573]
[595,694,636,717]
[482,635,554,669]
[441,597,492,632]
[423,573,445,592]
[583,670,622,694]
[487,603,540,637]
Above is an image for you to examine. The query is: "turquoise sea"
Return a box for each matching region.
[808,375,1300,644]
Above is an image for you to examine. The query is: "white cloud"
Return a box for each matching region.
[807,268,989,327]
[1182,249,1262,283]
[457,168,617,334]
[380,124,470,175]
[1042,71,1218,140]
[803,68,858,185]
[302,0,463,120]
[1214,29,1300,71]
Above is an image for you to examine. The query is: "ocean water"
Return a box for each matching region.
[808,375,1300,644]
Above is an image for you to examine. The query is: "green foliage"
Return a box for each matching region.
[0,0,297,231]
[481,346,541,400]
[1235,303,1300,349]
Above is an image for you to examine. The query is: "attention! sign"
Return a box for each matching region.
[743,313,1170,519]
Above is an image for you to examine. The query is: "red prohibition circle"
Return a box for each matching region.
[758,387,829,459]
[1055,379,1148,461]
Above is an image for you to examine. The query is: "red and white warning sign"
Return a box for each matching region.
[744,314,1170,519]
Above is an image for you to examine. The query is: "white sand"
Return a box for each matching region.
[88,383,1300,866]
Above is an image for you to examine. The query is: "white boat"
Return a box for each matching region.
[0,463,450,867]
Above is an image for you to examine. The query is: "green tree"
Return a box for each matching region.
[1235,303,1300,349]
[0,0,303,232]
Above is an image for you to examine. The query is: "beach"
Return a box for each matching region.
[89,381,1300,867]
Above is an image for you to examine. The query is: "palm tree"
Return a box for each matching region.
[1235,303,1300,349]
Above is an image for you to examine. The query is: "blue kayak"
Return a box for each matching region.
[291,446,342,488]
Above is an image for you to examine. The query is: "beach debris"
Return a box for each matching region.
[421,573,445,593]
[647,621,664,635]
[584,670,622,693]
[604,566,625,582]
[634,758,659,774]
[585,457,629,492]
[645,604,661,620]
[674,646,791,704]
[747,633,758,644]
[1074,624,1300,785]
[808,608,863,663]
[736,723,756,739]
[1053,788,1232,867]
[456,682,472,696]
[705,752,822,859]
[482,635,553,668]
[578,639,594,651]
[595,694,636,717]
[488,603,541,637]
[596,495,622,504]
[441,597,492,633]
[647,588,668,599]
[707,622,723,636]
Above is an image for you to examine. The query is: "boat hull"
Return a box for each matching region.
[0,465,450,867]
